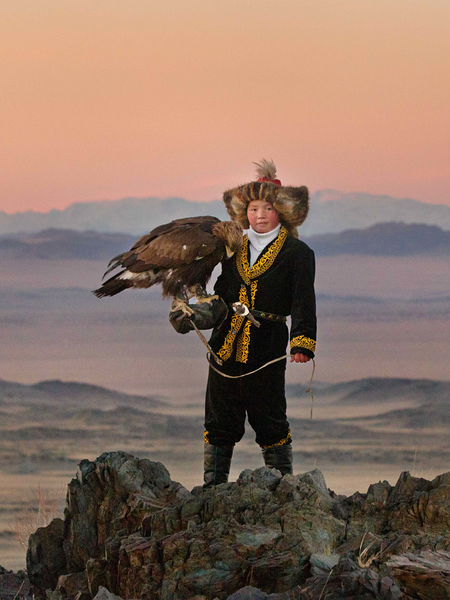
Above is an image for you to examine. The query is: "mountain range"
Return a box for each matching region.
[304,190,450,235]
[1,222,448,260]
[307,222,450,256]
[1,190,450,236]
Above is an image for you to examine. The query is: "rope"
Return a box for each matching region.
[306,358,315,420]
[207,352,290,377]
[189,309,316,417]
[191,321,223,365]
[207,353,316,419]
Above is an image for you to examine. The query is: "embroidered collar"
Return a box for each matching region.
[247,224,281,267]
[237,226,288,285]
[247,224,281,254]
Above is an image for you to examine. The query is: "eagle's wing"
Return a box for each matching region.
[136,226,219,267]
[104,216,221,276]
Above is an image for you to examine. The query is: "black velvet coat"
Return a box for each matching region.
[209,226,317,366]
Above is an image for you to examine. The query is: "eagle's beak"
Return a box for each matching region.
[225,246,235,259]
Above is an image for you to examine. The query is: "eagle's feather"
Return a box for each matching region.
[93,216,242,301]
[253,159,277,181]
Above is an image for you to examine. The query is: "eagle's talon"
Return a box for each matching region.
[196,293,219,305]
[171,298,194,318]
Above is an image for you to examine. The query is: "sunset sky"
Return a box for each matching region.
[1,0,449,213]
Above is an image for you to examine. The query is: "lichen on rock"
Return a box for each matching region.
[26,451,450,600]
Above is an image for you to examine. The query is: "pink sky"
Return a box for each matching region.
[1,0,449,213]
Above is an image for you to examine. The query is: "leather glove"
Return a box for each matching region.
[169,297,228,335]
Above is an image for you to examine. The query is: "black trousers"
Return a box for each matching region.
[204,359,290,448]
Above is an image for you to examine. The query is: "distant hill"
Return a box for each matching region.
[0,229,136,260]
[287,377,450,430]
[287,377,450,405]
[2,376,450,483]
[1,222,449,259]
[2,376,449,438]
[0,378,166,410]
[301,190,450,236]
[305,222,450,256]
[1,191,450,236]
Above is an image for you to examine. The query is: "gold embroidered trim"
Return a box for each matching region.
[217,285,248,361]
[290,336,316,353]
[236,320,251,363]
[204,430,210,444]
[237,236,251,285]
[261,429,292,449]
[250,279,257,304]
[218,226,288,363]
[236,280,258,363]
[237,226,288,285]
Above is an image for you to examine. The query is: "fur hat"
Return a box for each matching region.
[223,160,309,238]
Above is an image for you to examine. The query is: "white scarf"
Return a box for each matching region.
[247,224,281,267]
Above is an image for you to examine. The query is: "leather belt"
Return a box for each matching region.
[250,309,286,323]
[231,302,286,326]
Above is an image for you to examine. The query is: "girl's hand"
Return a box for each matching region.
[290,353,310,363]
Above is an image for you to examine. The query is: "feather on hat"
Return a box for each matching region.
[223,160,309,238]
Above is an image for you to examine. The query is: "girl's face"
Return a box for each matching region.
[247,200,280,233]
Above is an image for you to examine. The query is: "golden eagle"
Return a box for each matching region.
[93,216,242,302]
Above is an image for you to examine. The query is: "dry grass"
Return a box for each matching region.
[357,532,384,568]
[317,567,334,600]
[12,581,25,600]
[13,484,65,550]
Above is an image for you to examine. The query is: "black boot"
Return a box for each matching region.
[262,443,293,475]
[203,443,234,488]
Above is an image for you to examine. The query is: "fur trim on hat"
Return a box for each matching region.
[223,166,309,238]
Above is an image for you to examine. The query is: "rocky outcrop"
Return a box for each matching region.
[27,517,66,595]
[63,453,190,574]
[27,451,450,600]
[0,565,32,600]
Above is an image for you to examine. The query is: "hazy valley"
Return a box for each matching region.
[0,218,449,570]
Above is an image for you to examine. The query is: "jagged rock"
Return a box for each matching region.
[115,466,345,599]
[237,467,282,491]
[47,589,64,600]
[228,560,403,599]
[85,558,110,598]
[385,472,450,537]
[386,550,450,599]
[295,557,402,599]
[366,480,392,504]
[309,552,340,576]
[0,568,32,600]
[64,451,191,573]
[54,572,89,600]
[27,517,66,598]
[344,469,450,549]
[26,453,450,600]
[227,587,272,599]
[92,586,125,600]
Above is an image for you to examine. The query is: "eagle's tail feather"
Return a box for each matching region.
[93,277,132,298]
[103,257,124,279]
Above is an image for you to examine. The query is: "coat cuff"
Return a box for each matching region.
[290,335,316,358]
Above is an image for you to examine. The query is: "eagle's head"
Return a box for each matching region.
[212,221,243,258]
